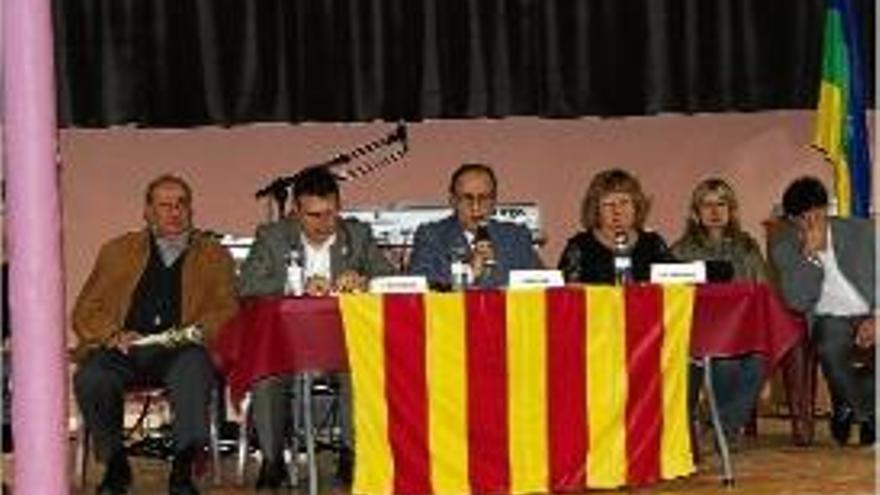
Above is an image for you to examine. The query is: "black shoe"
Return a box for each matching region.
[859,417,875,446]
[168,447,199,495]
[830,405,854,446]
[255,459,287,491]
[96,451,132,495]
[336,447,354,485]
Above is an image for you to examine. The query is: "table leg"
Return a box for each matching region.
[702,357,734,486]
[236,393,251,486]
[303,373,319,495]
[288,378,301,486]
[209,387,222,485]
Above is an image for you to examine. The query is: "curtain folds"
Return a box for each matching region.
[54,0,875,128]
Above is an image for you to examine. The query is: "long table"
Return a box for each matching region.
[212,282,805,494]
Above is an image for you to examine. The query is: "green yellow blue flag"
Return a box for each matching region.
[813,0,872,218]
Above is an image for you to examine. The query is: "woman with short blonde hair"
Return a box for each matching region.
[580,168,651,231]
[559,167,672,284]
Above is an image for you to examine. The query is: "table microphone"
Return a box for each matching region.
[473,222,497,277]
[612,231,632,285]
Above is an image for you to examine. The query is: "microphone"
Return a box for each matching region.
[472,222,497,277]
[613,231,628,251]
[473,222,492,248]
[612,231,632,285]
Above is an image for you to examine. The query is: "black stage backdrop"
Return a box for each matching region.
[54,0,875,128]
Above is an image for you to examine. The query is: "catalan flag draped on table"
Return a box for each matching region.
[813,0,872,218]
[340,285,695,494]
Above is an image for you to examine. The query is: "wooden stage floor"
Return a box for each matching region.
[3,418,877,494]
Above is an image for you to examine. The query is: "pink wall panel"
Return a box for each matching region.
[61,111,864,325]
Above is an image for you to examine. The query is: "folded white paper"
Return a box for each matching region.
[132,324,202,348]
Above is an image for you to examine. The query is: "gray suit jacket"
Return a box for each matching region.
[408,215,542,288]
[770,216,876,315]
[237,217,395,297]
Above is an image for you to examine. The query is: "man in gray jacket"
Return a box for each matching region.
[237,166,394,489]
[771,176,876,446]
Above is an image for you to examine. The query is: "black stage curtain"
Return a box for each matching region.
[54,0,875,128]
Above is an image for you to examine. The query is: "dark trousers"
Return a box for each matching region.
[711,355,764,434]
[689,354,764,435]
[74,344,216,461]
[251,373,352,463]
[813,315,875,421]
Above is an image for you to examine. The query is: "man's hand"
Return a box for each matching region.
[470,239,496,279]
[854,316,876,349]
[105,330,140,354]
[305,275,332,296]
[335,270,367,293]
[796,209,827,259]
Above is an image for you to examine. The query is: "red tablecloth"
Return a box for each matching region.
[212,282,805,403]
[211,295,348,403]
[690,282,806,364]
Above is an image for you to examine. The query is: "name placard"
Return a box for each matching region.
[650,262,706,284]
[369,276,429,294]
[508,270,566,289]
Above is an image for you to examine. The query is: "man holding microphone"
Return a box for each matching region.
[409,163,541,288]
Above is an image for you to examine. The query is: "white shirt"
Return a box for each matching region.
[302,234,335,280]
[814,228,870,316]
[463,230,475,247]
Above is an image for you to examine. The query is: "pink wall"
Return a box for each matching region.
[60,110,855,323]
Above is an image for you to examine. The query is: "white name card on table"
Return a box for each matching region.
[650,262,706,284]
[508,270,565,288]
[369,276,428,293]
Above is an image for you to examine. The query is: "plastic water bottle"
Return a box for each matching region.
[285,249,305,296]
[613,232,632,285]
[450,245,472,291]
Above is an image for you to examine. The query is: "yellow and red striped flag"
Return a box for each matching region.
[340,285,695,494]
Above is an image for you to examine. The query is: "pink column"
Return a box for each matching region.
[3,0,68,493]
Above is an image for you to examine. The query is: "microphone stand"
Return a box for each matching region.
[255,177,294,220]
[254,121,408,220]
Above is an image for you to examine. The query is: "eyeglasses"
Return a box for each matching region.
[599,197,633,210]
[698,199,729,208]
[455,193,496,206]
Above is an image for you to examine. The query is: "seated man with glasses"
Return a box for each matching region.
[237,165,394,490]
[409,163,542,288]
[73,175,238,495]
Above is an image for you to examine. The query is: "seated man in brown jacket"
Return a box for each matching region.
[73,175,238,495]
